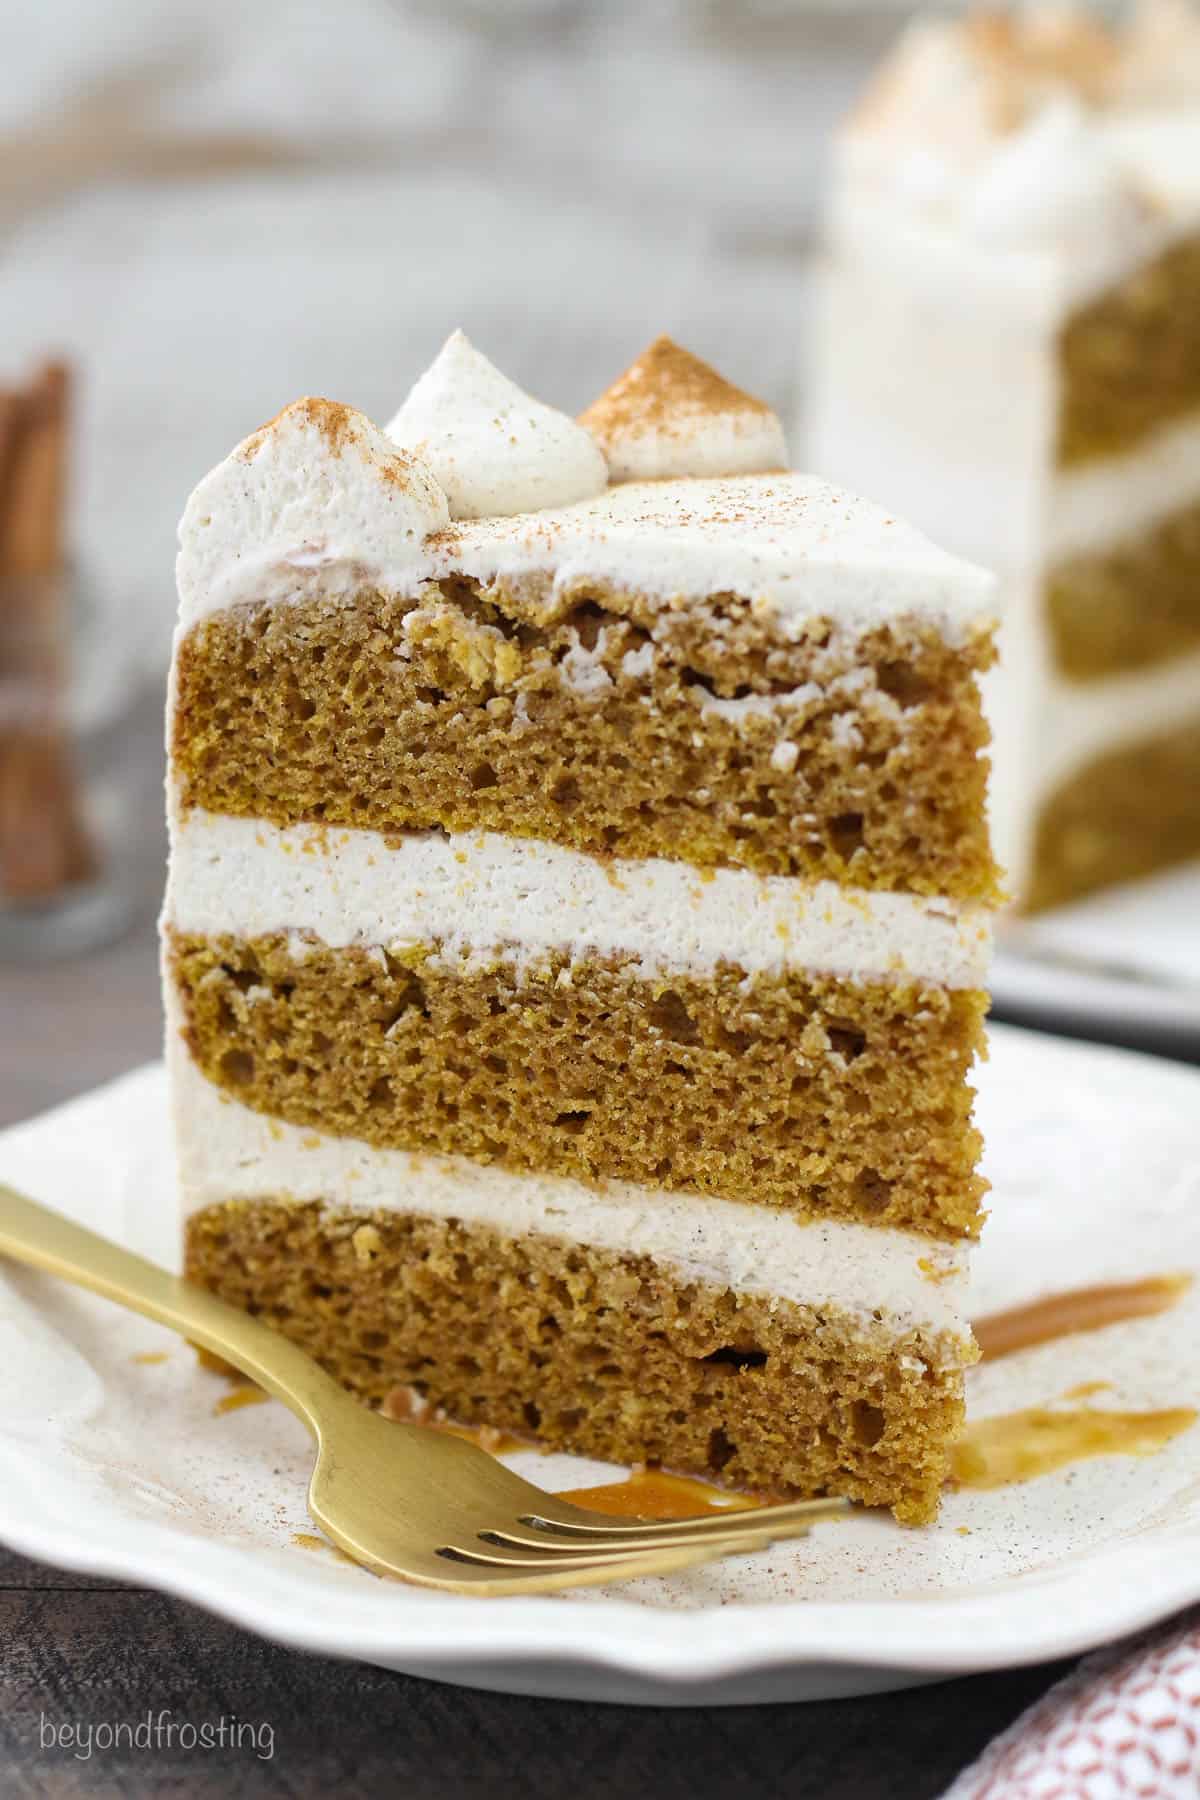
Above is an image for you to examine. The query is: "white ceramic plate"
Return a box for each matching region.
[993,861,1200,1050]
[2,1026,1200,1706]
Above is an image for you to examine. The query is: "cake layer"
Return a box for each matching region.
[185,1197,969,1524]
[165,804,993,988]
[167,920,988,1236]
[1047,492,1200,682]
[1029,714,1200,912]
[1057,231,1200,468]
[170,580,998,898]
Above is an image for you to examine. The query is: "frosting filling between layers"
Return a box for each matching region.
[1038,642,1200,797]
[168,1042,971,1348]
[164,799,993,988]
[1046,408,1200,562]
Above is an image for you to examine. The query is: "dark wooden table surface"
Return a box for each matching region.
[0,1538,1075,1799]
[2,695,1193,1798]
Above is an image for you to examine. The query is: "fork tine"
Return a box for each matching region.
[423,1539,741,1593]
[435,1535,772,1575]
[479,1522,777,1556]
[481,1498,846,1555]
[512,1495,850,1548]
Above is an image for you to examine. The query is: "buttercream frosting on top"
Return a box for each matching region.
[837,0,1200,292]
[175,340,996,645]
[578,335,789,482]
[176,397,448,621]
[385,329,608,521]
[442,472,997,645]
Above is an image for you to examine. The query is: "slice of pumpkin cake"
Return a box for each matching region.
[164,331,998,1523]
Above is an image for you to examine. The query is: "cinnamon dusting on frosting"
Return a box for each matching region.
[967,7,1120,119]
[242,397,364,461]
[579,336,788,483]
[176,397,450,621]
[851,0,1200,142]
[239,397,434,494]
[176,339,994,644]
[582,337,771,438]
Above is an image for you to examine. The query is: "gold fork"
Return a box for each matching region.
[0,1184,847,1593]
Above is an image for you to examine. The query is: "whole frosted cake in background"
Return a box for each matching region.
[163,330,998,1524]
[807,0,1200,911]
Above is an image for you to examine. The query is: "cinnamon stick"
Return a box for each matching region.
[0,359,98,902]
[5,361,68,577]
[0,391,20,511]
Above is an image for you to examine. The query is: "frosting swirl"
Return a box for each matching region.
[385,330,608,521]
[176,397,448,621]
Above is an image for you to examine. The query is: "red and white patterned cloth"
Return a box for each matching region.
[943,1612,1200,1798]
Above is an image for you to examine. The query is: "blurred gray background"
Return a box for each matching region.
[2,0,910,675]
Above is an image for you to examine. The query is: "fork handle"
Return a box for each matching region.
[0,1182,342,1435]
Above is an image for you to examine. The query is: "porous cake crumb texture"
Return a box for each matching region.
[171,930,988,1237]
[1057,234,1200,467]
[1029,716,1200,911]
[171,580,998,899]
[1047,495,1200,681]
[185,1199,971,1525]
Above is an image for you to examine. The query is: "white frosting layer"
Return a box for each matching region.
[174,325,995,647]
[385,331,608,522]
[165,800,993,988]
[961,99,1135,268]
[1039,642,1200,797]
[176,449,997,646]
[1047,410,1200,563]
[176,400,449,626]
[168,1042,971,1350]
[441,475,997,647]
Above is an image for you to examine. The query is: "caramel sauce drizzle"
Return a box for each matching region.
[973,1274,1192,1362]
[952,1405,1196,1490]
[554,1470,757,1520]
[433,1421,526,1456]
[956,1273,1198,1491]
[213,1385,270,1417]
[290,1531,356,1566]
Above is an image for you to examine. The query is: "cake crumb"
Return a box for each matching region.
[382,1384,434,1424]
[352,1224,384,1264]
